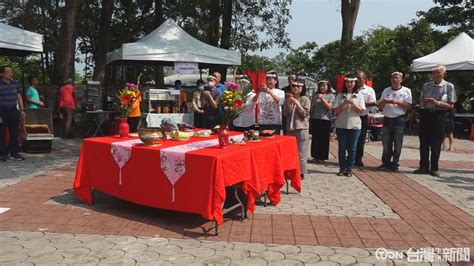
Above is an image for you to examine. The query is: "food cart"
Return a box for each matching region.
[141,88,194,127]
[106,19,241,127]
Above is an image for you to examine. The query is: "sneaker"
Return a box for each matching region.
[377,164,389,170]
[354,161,364,167]
[337,170,345,176]
[10,154,25,161]
[413,168,429,174]
[389,165,400,172]
[344,170,353,177]
[429,171,440,177]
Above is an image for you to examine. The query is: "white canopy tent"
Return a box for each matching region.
[106,19,241,66]
[0,23,43,56]
[411,32,474,72]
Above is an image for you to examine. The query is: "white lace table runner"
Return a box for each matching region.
[160,134,244,202]
[110,139,142,185]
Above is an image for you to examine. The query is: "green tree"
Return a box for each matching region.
[417,0,473,35]
[285,42,318,75]
[312,40,340,83]
[241,55,277,72]
[1,0,81,85]
[271,52,288,74]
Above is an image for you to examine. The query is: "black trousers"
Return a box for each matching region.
[310,118,331,160]
[194,112,203,128]
[0,108,20,156]
[356,115,368,163]
[419,110,447,172]
[231,125,255,132]
[128,117,140,133]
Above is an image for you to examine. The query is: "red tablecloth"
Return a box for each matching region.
[74,134,301,224]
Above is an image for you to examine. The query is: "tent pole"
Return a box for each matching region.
[121,61,125,85]
[40,52,48,107]
[20,56,25,97]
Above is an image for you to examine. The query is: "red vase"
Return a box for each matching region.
[118,118,129,138]
[218,124,229,148]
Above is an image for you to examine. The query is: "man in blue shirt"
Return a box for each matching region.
[213,71,226,94]
[0,65,26,161]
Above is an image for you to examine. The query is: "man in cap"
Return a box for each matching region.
[378,72,412,172]
[414,64,456,177]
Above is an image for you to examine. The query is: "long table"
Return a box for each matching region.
[73,133,301,225]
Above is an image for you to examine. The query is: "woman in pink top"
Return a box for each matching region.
[58,79,76,138]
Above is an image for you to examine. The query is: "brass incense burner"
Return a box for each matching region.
[138,127,166,146]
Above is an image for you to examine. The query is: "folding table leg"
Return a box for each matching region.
[233,186,245,221]
[263,191,268,207]
[91,188,96,205]
[286,179,289,195]
[216,184,247,235]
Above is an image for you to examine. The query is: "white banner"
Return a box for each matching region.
[174,62,199,74]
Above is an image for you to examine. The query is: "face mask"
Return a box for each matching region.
[198,85,204,91]
[207,82,214,87]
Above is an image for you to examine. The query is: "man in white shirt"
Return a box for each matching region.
[355,71,376,167]
[378,72,412,172]
[253,70,285,134]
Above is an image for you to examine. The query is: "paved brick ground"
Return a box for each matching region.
[0,137,473,264]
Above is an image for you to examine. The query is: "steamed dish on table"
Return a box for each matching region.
[259,130,275,137]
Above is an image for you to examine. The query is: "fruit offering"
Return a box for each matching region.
[171,130,190,140]
[259,129,275,137]
[244,130,259,141]
[194,130,211,137]
[230,138,246,145]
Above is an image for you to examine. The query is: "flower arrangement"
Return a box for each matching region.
[219,81,252,125]
[117,75,141,118]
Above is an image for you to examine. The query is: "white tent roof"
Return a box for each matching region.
[411,32,474,72]
[0,23,43,55]
[106,19,241,66]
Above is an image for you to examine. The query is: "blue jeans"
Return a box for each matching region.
[336,128,361,171]
[382,116,405,167]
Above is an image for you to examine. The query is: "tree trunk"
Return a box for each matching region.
[339,0,360,71]
[207,0,221,47]
[154,0,165,88]
[208,0,223,80]
[54,0,82,85]
[93,0,114,82]
[218,0,232,81]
